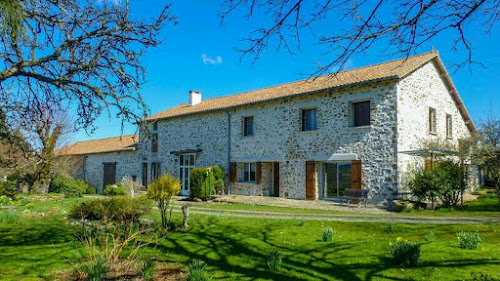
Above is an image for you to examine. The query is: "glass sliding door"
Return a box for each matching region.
[324,162,352,198]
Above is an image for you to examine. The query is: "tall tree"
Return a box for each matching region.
[0,0,176,135]
[222,0,500,74]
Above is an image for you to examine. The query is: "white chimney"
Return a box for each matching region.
[189,90,201,106]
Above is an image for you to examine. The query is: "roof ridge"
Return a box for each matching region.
[71,134,137,145]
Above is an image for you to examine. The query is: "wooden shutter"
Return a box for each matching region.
[351,160,362,189]
[424,159,432,171]
[256,162,262,184]
[230,162,237,183]
[305,161,315,200]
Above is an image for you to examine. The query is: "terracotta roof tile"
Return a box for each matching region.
[144,52,438,121]
[58,134,138,155]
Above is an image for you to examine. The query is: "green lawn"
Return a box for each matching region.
[0,195,499,280]
[172,194,500,218]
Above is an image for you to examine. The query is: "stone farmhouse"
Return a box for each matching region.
[60,51,476,204]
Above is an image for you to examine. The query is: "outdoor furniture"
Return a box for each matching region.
[339,189,369,207]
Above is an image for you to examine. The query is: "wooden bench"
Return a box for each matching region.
[339,189,369,208]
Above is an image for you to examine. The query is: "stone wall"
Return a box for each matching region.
[396,61,473,192]
[138,111,230,193]
[77,150,140,194]
[227,81,399,203]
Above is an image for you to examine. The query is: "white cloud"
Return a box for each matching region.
[201,54,222,65]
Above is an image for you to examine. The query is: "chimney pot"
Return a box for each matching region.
[189,90,201,106]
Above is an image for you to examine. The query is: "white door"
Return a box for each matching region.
[179,154,195,196]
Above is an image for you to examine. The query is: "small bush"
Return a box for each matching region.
[141,258,155,281]
[457,231,481,249]
[190,168,215,200]
[147,174,180,230]
[49,176,88,198]
[391,239,421,267]
[322,227,335,242]
[210,166,225,194]
[384,223,395,233]
[187,260,212,281]
[424,232,435,243]
[77,258,108,281]
[0,180,17,197]
[68,196,151,222]
[103,183,126,196]
[266,250,282,271]
[0,195,13,206]
[297,220,306,227]
[0,211,20,223]
[207,215,219,225]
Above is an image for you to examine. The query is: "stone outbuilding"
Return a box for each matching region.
[58,135,140,194]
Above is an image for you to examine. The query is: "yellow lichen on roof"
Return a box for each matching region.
[57,134,138,155]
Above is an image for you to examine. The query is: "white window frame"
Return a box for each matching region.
[242,162,256,183]
[429,107,437,134]
[178,154,196,192]
[446,114,453,139]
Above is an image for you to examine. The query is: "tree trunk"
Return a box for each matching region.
[31,177,50,194]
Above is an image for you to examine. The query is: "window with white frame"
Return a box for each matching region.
[446,114,453,138]
[242,162,256,182]
[178,154,195,192]
[428,107,437,134]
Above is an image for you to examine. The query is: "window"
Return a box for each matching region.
[179,154,195,192]
[324,162,352,197]
[151,133,158,152]
[151,162,161,182]
[242,163,256,182]
[446,114,453,138]
[352,101,371,127]
[243,116,254,137]
[152,121,158,131]
[301,108,317,131]
[429,107,437,134]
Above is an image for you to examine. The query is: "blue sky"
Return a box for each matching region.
[72,0,500,142]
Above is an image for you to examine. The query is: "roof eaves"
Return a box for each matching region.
[144,75,400,122]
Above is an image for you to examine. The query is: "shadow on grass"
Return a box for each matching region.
[0,218,78,246]
[147,221,500,281]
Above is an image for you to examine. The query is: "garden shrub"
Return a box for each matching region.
[322,227,335,242]
[266,250,282,271]
[187,259,212,281]
[384,223,395,233]
[0,180,17,197]
[424,232,435,243]
[391,239,421,267]
[0,195,13,206]
[409,161,466,208]
[69,196,151,222]
[0,210,20,223]
[190,168,215,200]
[49,176,88,198]
[103,183,126,196]
[77,257,108,281]
[147,174,180,230]
[457,231,481,249]
[210,166,225,194]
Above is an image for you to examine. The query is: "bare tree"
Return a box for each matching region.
[0,0,176,136]
[222,0,499,74]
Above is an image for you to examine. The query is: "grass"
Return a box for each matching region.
[0,195,499,280]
